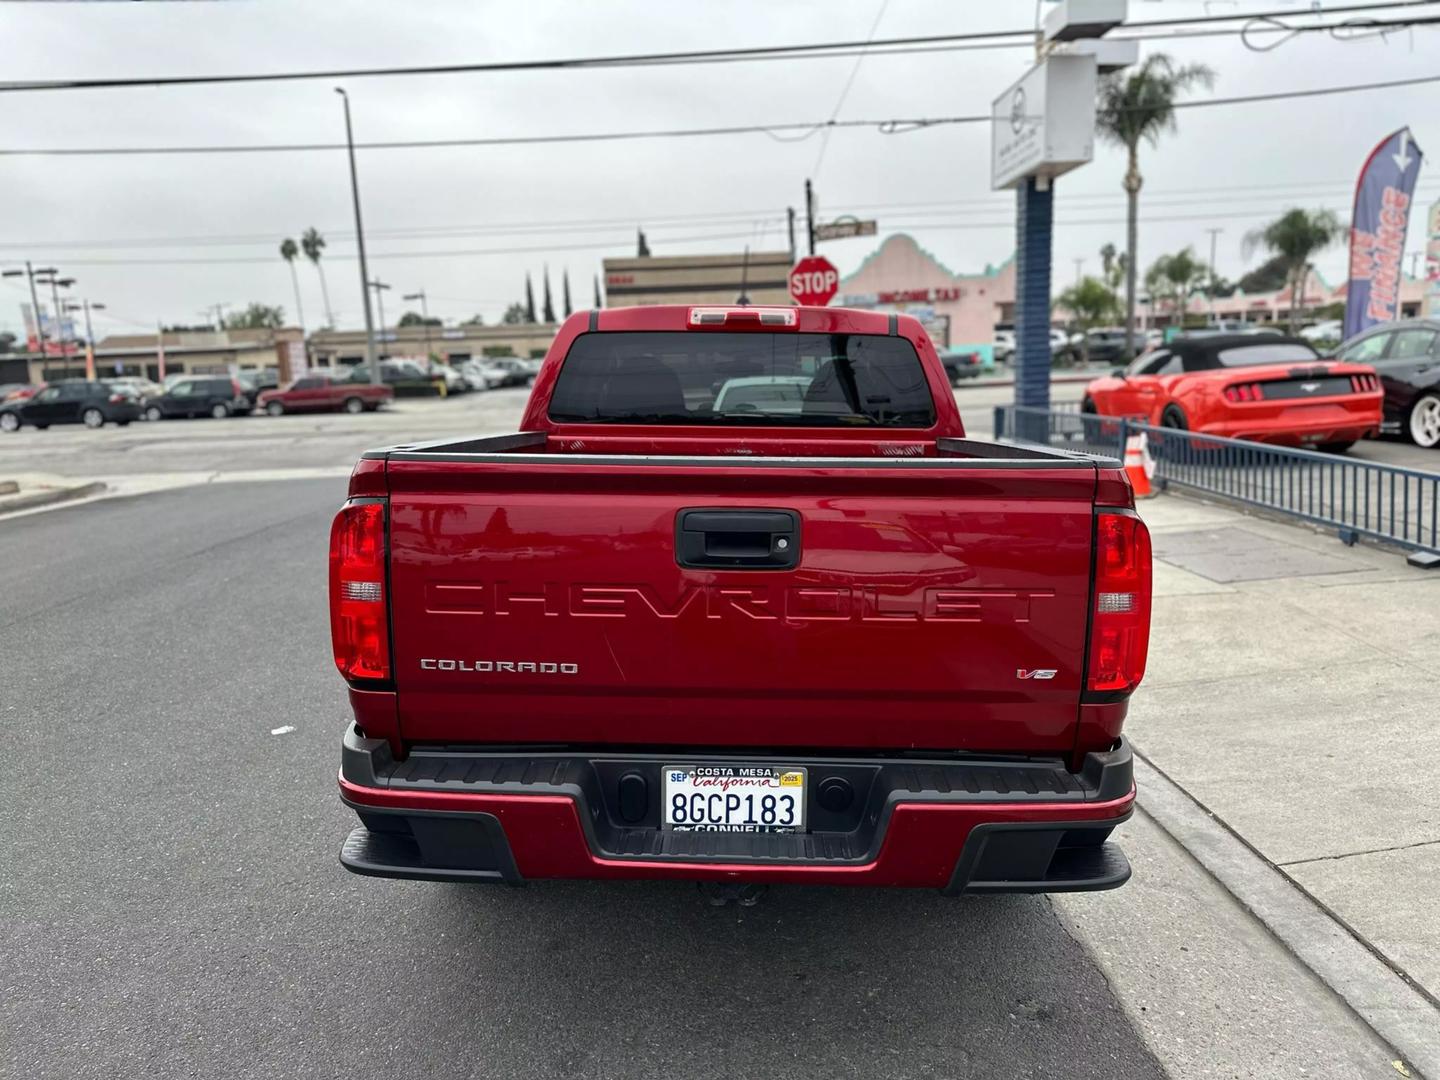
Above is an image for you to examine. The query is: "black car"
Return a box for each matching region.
[0,379,142,432]
[1082,329,1149,365]
[144,375,252,421]
[1335,318,1440,447]
[236,369,280,409]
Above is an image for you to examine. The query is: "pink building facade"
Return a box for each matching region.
[838,235,1015,360]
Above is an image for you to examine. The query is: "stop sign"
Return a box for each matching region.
[789,255,840,307]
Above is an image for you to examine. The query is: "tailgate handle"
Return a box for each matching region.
[676,509,800,570]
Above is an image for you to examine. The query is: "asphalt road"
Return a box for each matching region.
[0,480,1168,1080]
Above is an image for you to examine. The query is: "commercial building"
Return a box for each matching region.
[308,321,558,369]
[602,251,792,307]
[838,234,1015,361]
[0,326,305,385]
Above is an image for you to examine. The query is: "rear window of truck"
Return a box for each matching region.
[548,331,936,427]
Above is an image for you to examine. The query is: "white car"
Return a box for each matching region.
[1300,320,1343,344]
[994,329,1015,362]
[458,360,505,391]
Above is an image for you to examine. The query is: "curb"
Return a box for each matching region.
[0,481,107,517]
[1133,748,1440,1079]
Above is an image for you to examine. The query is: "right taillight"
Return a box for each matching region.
[329,500,390,683]
[1087,511,1152,697]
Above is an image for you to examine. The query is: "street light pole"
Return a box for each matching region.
[2,263,48,354]
[336,87,379,385]
[1204,227,1223,322]
[403,288,432,360]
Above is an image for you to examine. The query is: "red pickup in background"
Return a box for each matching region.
[259,371,393,416]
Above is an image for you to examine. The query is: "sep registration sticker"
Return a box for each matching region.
[663,765,806,833]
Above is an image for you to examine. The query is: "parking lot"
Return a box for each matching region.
[4,379,1438,483]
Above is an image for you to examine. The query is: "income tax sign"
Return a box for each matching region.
[789,256,840,307]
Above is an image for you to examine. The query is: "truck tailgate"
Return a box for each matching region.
[386,458,1098,752]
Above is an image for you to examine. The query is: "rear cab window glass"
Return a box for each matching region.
[1195,343,1320,369]
[548,331,936,427]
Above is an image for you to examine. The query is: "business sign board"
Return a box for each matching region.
[1424,196,1440,319]
[1344,127,1424,339]
[991,54,1098,191]
[814,219,878,242]
[19,303,80,355]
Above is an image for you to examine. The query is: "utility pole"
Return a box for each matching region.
[403,288,433,360]
[1,262,50,354]
[804,179,816,256]
[787,207,797,262]
[1205,227,1223,322]
[336,87,379,385]
[65,298,104,379]
[369,279,391,354]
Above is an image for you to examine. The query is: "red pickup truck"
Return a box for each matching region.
[331,305,1151,896]
[259,371,393,415]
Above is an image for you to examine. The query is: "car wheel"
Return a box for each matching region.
[1081,397,1097,414]
[1316,441,1355,454]
[81,407,105,429]
[144,405,162,422]
[1160,405,1188,430]
[0,412,19,433]
[1407,393,1440,448]
[266,401,285,417]
[342,396,364,414]
[210,403,229,419]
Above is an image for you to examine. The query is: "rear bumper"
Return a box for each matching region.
[338,726,1135,893]
[1200,403,1381,445]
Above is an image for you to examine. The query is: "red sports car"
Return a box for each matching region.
[1081,334,1382,452]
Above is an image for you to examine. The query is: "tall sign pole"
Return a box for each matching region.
[991,1,1130,443]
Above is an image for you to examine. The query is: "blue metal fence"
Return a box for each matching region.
[994,404,1440,557]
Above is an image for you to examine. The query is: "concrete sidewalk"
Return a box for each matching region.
[1128,491,1440,1045]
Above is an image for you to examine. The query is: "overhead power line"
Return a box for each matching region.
[6,178,1439,254]
[0,1,1433,92]
[4,70,1439,158]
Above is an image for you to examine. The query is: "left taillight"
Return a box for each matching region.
[329,500,390,683]
[1086,511,1152,698]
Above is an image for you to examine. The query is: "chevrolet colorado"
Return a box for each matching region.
[332,304,1151,894]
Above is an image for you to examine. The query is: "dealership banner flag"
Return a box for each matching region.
[1345,127,1424,340]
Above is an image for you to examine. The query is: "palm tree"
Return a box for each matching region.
[1244,209,1342,331]
[1055,276,1119,364]
[279,238,305,331]
[1146,247,1207,327]
[301,227,333,327]
[1096,54,1215,358]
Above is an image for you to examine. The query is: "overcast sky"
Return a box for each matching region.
[1,0,1437,340]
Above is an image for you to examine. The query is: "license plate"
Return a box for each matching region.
[663,765,806,833]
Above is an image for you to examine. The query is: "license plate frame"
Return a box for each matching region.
[662,764,807,833]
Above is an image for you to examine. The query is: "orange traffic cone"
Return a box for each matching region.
[1124,432,1155,498]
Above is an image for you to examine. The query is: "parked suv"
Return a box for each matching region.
[143,375,252,420]
[0,379,143,431]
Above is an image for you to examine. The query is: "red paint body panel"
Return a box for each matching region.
[340,775,1135,887]
[386,460,1099,751]
[1085,361,1383,445]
